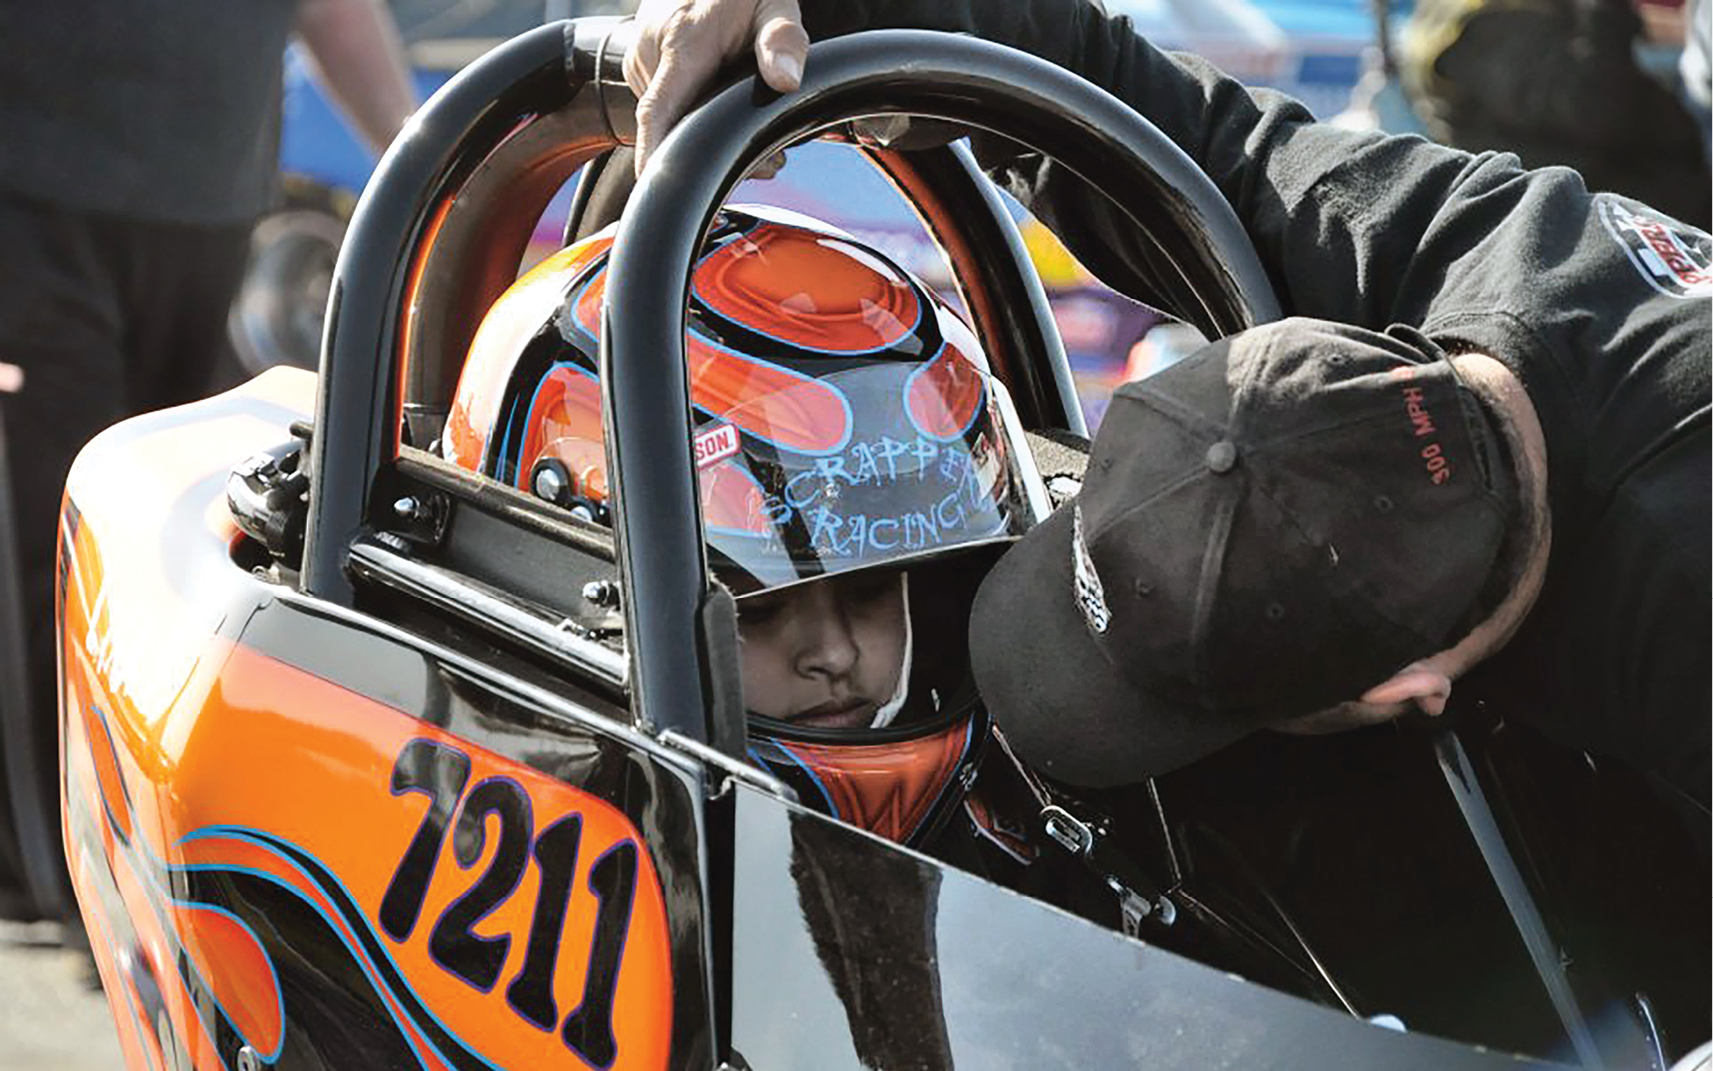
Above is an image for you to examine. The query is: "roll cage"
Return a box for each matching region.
[298,18,1281,751]
[198,16,1698,1069]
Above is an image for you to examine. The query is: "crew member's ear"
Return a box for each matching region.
[1359,662,1453,717]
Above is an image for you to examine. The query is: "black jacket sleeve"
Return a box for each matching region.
[801,0,1713,804]
[797,0,1515,332]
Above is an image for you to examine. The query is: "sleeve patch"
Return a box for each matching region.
[1597,196,1713,299]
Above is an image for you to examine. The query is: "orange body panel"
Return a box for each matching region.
[59,370,674,1071]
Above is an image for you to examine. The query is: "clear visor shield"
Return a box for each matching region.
[697,360,1041,592]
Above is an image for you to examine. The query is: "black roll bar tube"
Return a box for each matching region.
[868,139,1087,436]
[303,21,615,605]
[600,29,1282,741]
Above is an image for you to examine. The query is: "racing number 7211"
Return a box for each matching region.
[378,738,636,1066]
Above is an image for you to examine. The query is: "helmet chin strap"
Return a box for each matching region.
[870,573,913,729]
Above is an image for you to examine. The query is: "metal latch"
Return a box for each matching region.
[1043,803,1097,855]
[1041,804,1176,934]
[228,440,310,563]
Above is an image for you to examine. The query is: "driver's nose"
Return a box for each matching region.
[792,584,859,682]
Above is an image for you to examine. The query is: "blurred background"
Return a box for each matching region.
[3,0,1705,1065]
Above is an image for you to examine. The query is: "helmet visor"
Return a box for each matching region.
[697,359,1036,592]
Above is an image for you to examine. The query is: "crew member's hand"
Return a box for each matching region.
[624,0,809,175]
[1271,662,1453,736]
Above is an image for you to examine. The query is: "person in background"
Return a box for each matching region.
[1681,0,1712,161]
[0,0,418,922]
[1399,0,1710,225]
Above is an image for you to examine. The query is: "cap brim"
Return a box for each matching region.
[968,504,1257,786]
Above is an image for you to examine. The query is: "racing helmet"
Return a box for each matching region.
[446,206,1045,846]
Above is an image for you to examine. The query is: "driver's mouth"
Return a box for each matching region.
[790,698,879,730]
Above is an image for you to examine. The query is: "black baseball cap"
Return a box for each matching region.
[969,318,1518,786]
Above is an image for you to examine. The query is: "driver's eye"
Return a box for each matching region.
[838,571,898,606]
[736,595,787,627]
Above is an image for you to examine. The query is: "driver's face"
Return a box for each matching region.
[737,571,906,730]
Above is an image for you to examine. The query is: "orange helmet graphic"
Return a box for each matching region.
[447,206,1044,845]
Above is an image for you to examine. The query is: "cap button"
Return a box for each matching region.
[1205,440,1239,474]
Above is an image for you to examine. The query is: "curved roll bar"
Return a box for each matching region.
[601,29,1281,739]
[303,21,613,603]
[302,19,1281,746]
